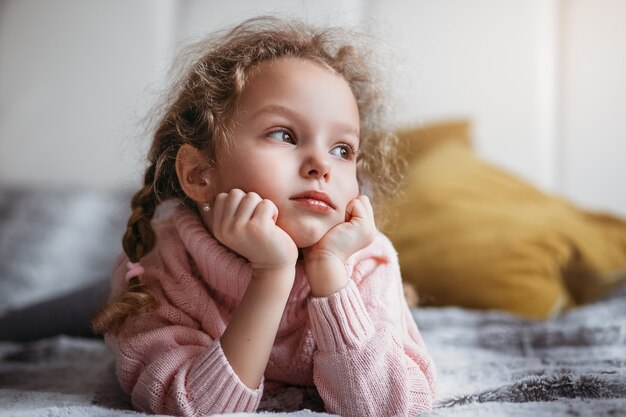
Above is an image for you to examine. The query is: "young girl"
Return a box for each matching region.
[93,16,437,417]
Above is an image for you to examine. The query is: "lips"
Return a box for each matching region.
[290,190,336,212]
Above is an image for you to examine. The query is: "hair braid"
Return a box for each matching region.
[91,166,161,334]
[123,167,158,262]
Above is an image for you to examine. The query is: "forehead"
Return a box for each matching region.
[237,57,360,123]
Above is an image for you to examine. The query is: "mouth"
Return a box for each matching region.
[290,190,336,213]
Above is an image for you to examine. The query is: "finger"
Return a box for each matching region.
[345,199,355,222]
[252,199,279,224]
[233,192,262,224]
[346,198,367,222]
[359,195,374,219]
[357,195,376,230]
[222,189,246,224]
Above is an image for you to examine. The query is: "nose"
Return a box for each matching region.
[300,148,330,181]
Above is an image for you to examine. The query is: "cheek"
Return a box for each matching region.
[350,176,360,197]
[215,155,275,194]
[328,178,359,222]
[342,173,360,204]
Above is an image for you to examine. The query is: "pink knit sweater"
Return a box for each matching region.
[105,206,438,416]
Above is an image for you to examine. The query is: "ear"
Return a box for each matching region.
[176,144,213,203]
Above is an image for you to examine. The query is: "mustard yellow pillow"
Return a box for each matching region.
[385,121,626,319]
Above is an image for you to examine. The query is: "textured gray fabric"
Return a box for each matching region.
[415,283,626,416]
[0,186,129,315]
[1,285,624,416]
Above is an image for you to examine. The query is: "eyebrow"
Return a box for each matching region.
[252,104,302,123]
[251,104,360,139]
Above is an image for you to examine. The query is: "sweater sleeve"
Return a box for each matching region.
[105,265,263,416]
[307,234,438,417]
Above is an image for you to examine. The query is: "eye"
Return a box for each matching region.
[267,129,296,144]
[330,143,356,160]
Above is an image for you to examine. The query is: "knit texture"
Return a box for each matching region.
[105,205,437,416]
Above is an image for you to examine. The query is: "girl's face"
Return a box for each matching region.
[212,57,361,248]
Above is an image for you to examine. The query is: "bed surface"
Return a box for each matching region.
[1,284,625,416]
[0,186,625,416]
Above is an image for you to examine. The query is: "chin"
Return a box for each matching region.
[293,235,323,249]
[281,222,330,249]
[287,228,324,248]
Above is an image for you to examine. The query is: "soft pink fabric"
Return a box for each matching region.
[106,205,438,417]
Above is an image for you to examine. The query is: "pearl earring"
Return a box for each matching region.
[202,203,211,212]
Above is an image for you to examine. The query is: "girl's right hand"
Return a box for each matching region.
[208,189,298,272]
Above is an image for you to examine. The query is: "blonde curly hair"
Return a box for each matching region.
[92,16,402,334]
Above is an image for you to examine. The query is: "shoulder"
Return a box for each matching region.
[348,230,398,266]
[368,231,397,257]
[344,232,408,319]
[346,231,400,286]
[144,209,187,266]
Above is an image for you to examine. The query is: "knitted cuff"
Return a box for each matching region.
[308,280,375,352]
[186,340,264,414]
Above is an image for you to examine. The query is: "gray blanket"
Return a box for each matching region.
[1,186,625,416]
[1,283,625,416]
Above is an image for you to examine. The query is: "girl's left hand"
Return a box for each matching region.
[302,195,376,296]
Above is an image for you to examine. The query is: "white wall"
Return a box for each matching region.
[559,0,626,213]
[1,0,625,216]
[370,0,561,190]
[0,0,162,189]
